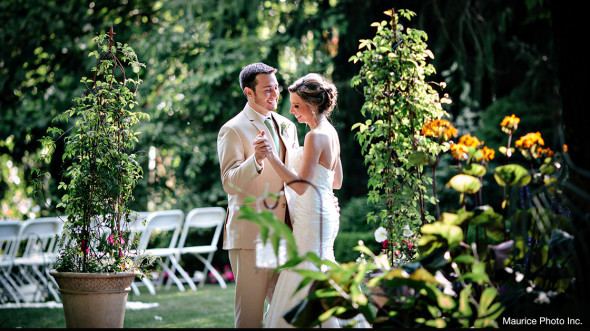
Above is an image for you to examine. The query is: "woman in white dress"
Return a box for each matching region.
[253,73,369,328]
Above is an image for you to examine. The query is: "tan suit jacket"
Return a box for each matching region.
[217,104,299,250]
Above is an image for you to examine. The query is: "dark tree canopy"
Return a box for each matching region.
[1,0,584,229]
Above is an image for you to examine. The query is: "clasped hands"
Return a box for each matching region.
[254,131,277,166]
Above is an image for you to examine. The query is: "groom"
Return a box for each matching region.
[217,62,299,328]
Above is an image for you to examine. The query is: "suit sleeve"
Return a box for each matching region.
[217,124,259,196]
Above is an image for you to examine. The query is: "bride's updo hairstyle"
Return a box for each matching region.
[288,73,338,118]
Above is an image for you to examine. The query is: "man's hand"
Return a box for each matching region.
[253,131,273,166]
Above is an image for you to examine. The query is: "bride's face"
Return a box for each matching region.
[289,92,314,125]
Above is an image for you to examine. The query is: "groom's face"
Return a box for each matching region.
[247,73,279,115]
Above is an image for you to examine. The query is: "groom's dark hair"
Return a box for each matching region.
[239,62,277,95]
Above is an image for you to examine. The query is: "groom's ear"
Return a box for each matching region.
[244,87,254,98]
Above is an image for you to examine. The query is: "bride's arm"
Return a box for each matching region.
[333,157,342,190]
[266,132,321,196]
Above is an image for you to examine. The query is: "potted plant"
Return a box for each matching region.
[34,27,154,328]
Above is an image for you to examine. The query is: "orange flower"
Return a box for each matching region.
[515,132,544,149]
[458,134,482,148]
[450,143,469,161]
[476,146,495,162]
[421,119,457,141]
[563,144,568,152]
[538,147,554,157]
[500,114,520,134]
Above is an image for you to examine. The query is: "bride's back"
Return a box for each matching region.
[314,121,340,172]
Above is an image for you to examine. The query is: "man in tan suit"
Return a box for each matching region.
[217,62,299,328]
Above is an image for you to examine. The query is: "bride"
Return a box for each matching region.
[253,73,370,328]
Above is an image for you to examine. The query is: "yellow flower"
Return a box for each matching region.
[421,119,457,141]
[476,146,495,162]
[515,132,544,149]
[500,114,520,134]
[458,134,482,148]
[450,143,469,161]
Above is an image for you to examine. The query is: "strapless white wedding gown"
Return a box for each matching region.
[263,147,370,328]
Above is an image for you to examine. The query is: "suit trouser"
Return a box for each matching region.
[229,249,279,328]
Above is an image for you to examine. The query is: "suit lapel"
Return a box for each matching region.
[244,104,295,164]
[272,114,294,164]
[244,104,267,135]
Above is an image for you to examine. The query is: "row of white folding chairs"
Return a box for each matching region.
[127,207,227,296]
[0,217,64,305]
[0,207,227,303]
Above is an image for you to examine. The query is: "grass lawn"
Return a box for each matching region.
[0,283,236,328]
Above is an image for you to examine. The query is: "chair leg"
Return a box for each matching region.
[31,266,60,302]
[15,267,39,303]
[142,277,157,295]
[169,256,197,291]
[0,272,22,305]
[195,253,227,289]
[157,260,185,292]
[43,267,61,302]
[2,270,25,303]
[130,281,141,296]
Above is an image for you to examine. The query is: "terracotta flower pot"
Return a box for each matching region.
[50,271,138,328]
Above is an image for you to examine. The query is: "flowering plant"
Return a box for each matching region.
[241,9,579,328]
[374,225,418,264]
[34,29,154,274]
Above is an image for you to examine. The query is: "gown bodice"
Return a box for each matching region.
[264,146,369,328]
[289,147,339,262]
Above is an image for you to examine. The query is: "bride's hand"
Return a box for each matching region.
[253,131,273,165]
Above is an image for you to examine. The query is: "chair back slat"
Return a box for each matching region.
[0,221,22,265]
[178,207,226,253]
[138,210,184,250]
[17,217,64,261]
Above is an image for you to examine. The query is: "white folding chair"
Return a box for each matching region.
[128,211,154,296]
[13,217,64,303]
[136,210,196,293]
[0,220,24,304]
[175,207,227,289]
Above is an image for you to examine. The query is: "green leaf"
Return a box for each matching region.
[454,255,475,264]
[461,163,487,177]
[447,174,481,194]
[292,269,330,281]
[408,151,433,166]
[425,318,446,328]
[459,262,490,285]
[494,164,531,187]
[540,163,555,175]
[458,285,473,317]
[474,287,504,327]
[421,221,463,247]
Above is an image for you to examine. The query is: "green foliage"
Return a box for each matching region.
[235,7,580,327]
[33,31,153,274]
[1,0,349,218]
[334,231,379,263]
[349,9,449,263]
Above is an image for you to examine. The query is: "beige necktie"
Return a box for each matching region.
[264,117,280,154]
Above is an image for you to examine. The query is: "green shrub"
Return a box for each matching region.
[334,231,380,263]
